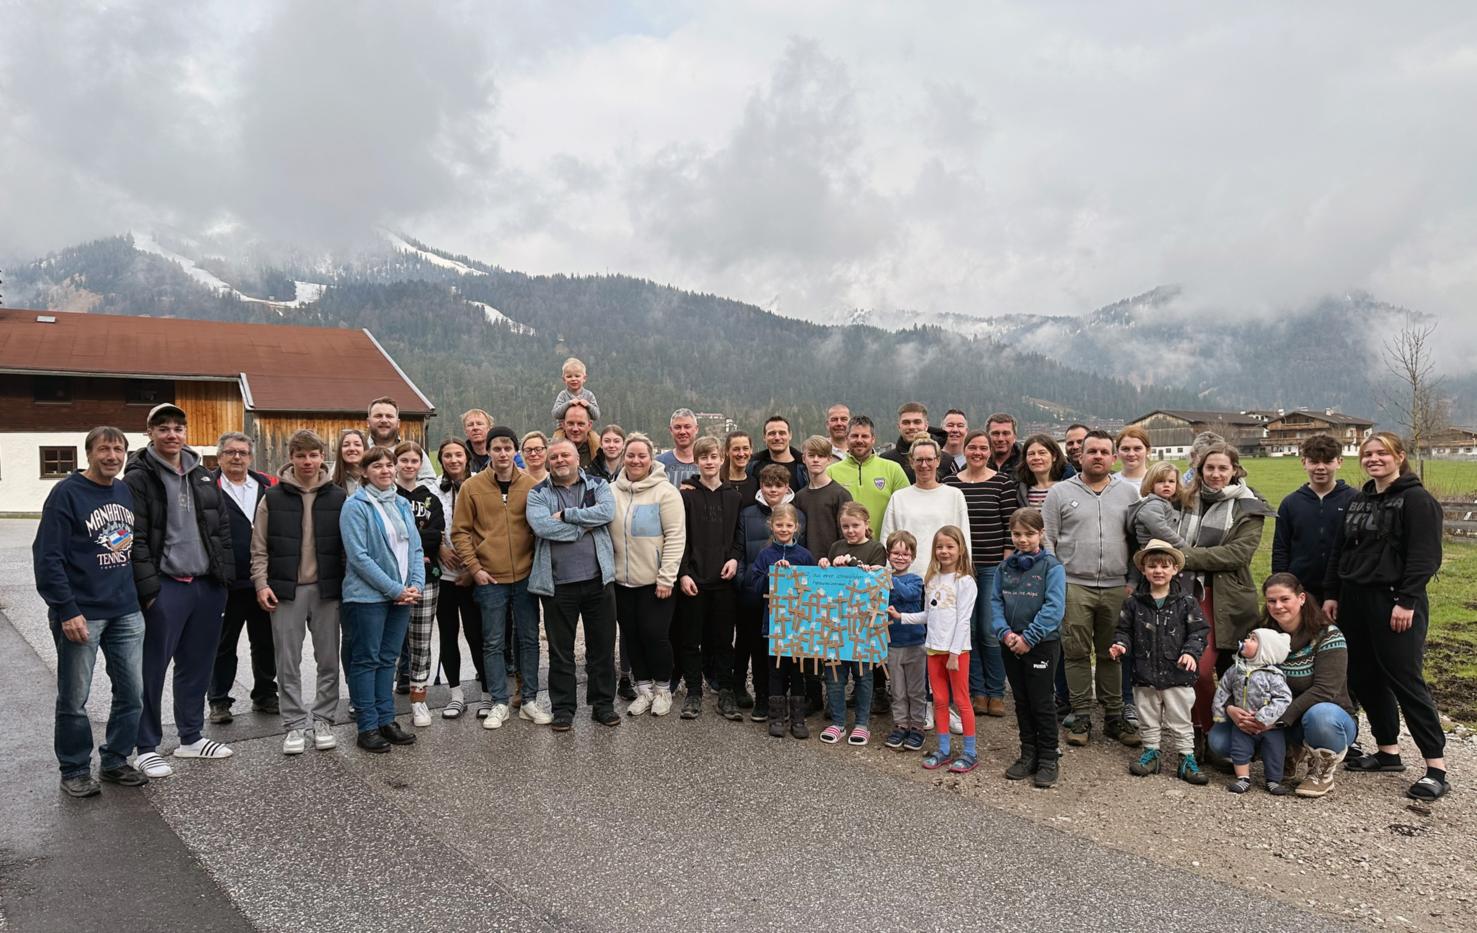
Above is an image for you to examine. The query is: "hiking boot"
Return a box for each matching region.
[767,697,786,738]
[617,676,637,701]
[1005,748,1038,781]
[788,698,810,740]
[1064,716,1090,747]
[680,694,701,720]
[751,696,769,722]
[971,695,989,716]
[1104,717,1142,748]
[717,689,741,721]
[1033,758,1059,788]
[1178,752,1210,785]
[1296,747,1345,798]
[986,697,1007,717]
[1129,748,1162,776]
[207,702,233,725]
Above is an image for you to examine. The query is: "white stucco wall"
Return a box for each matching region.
[0,431,150,513]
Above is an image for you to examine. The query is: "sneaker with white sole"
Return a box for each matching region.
[948,707,963,735]
[411,702,432,727]
[482,702,511,730]
[627,685,653,716]
[519,701,553,724]
[173,738,233,759]
[282,729,306,755]
[313,721,337,750]
[651,687,672,717]
[134,752,173,778]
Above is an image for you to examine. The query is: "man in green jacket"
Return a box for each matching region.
[825,415,909,540]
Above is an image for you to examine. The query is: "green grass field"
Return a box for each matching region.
[1217,457,1477,723]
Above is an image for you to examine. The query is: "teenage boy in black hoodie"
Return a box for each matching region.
[125,404,236,779]
[677,437,744,721]
[35,426,149,797]
[1272,433,1357,605]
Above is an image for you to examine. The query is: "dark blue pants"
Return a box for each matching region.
[1223,723,1288,782]
[344,600,412,733]
[138,578,227,752]
[208,587,277,707]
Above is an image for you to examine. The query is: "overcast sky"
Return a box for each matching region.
[3,1,1474,341]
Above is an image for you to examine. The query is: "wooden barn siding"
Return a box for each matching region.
[249,414,428,473]
[0,373,192,433]
[175,380,246,449]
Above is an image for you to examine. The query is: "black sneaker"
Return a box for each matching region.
[680,695,701,720]
[99,763,149,787]
[593,708,621,727]
[734,688,755,709]
[357,730,392,753]
[1005,754,1038,781]
[750,696,769,722]
[251,697,280,715]
[207,702,234,725]
[617,676,637,701]
[884,727,908,749]
[61,774,101,798]
[551,716,573,733]
[717,689,742,721]
[1033,759,1059,788]
[379,722,416,745]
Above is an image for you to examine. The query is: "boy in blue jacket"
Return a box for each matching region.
[991,508,1067,788]
[881,530,927,751]
[1271,433,1357,605]
[750,503,815,740]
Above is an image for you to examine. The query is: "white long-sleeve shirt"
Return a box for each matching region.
[879,483,971,577]
[899,572,977,656]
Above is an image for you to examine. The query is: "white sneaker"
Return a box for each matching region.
[411,701,432,727]
[948,707,963,735]
[282,729,306,755]
[134,752,173,778]
[519,700,553,725]
[651,687,672,717]
[173,738,233,759]
[482,702,511,730]
[312,721,337,750]
[627,684,653,716]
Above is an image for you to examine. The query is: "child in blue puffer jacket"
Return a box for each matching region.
[882,530,926,752]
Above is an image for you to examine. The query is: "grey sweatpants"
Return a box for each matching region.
[272,584,341,730]
[1134,684,1194,755]
[887,645,928,732]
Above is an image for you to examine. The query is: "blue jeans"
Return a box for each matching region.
[343,601,411,733]
[475,579,540,704]
[969,566,1004,699]
[825,661,875,727]
[53,612,145,777]
[1208,702,1359,759]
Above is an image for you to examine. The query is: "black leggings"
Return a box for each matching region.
[616,583,676,684]
[1340,582,1444,759]
[677,585,734,692]
[436,580,485,689]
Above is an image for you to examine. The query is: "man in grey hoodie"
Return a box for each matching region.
[124,404,236,779]
[1042,430,1142,749]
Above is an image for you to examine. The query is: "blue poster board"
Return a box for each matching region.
[768,565,891,669]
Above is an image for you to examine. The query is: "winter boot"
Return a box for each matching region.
[767,695,786,738]
[789,697,810,739]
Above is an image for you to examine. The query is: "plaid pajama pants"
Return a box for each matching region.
[408,579,439,689]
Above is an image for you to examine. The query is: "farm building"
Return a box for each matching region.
[1426,428,1477,460]
[0,309,434,513]
[1123,409,1268,460]
[1262,409,1375,457]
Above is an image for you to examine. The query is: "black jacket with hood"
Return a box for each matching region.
[881,426,956,482]
[124,446,235,607]
[1113,577,1210,690]
[1324,472,1443,609]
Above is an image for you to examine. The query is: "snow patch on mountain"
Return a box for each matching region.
[384,231,486,276]
[466,300,536,335]
[130,231,325,310]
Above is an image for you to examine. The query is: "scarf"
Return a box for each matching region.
[364,483,409,539]
[1177,482,1247,550]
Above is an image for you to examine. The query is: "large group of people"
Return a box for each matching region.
[35,361,1451,806]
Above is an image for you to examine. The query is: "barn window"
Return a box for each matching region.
[126,380,174,406]
[40,446,77,478]
[33,376,72,403]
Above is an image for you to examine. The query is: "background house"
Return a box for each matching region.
[0,309,435,513]
[1124,409,1268,460]
[1426,427,1477,460]
[1262,409,1375,457]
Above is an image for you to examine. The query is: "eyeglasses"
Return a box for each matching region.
[221,449,251,457]
[523,446,546,454]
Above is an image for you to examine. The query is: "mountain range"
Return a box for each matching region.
[2,231,1468,438]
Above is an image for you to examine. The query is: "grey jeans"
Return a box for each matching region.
[272,584,342,730]
[887,645,928,732]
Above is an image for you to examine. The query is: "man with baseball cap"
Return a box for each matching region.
[124,402,237,778]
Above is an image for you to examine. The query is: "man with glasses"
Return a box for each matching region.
[207,432,278,724]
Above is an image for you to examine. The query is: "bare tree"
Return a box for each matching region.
[1381,316,1448,477]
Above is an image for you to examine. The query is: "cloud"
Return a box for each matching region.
[2,1,1475,362]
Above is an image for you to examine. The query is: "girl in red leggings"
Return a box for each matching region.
[889,526,978,773]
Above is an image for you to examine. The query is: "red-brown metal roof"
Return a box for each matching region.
[0,309,434,414]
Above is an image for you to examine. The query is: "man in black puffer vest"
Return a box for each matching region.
[124,404,236,779]
[249,429,347,755]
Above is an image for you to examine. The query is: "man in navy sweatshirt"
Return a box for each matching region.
[33,426,148,798]
[1271,434,1358,605]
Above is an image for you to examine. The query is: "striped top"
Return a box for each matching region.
[1277,624,1354,725]
[944,471,1019,568]
[1026,486,1050,508]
